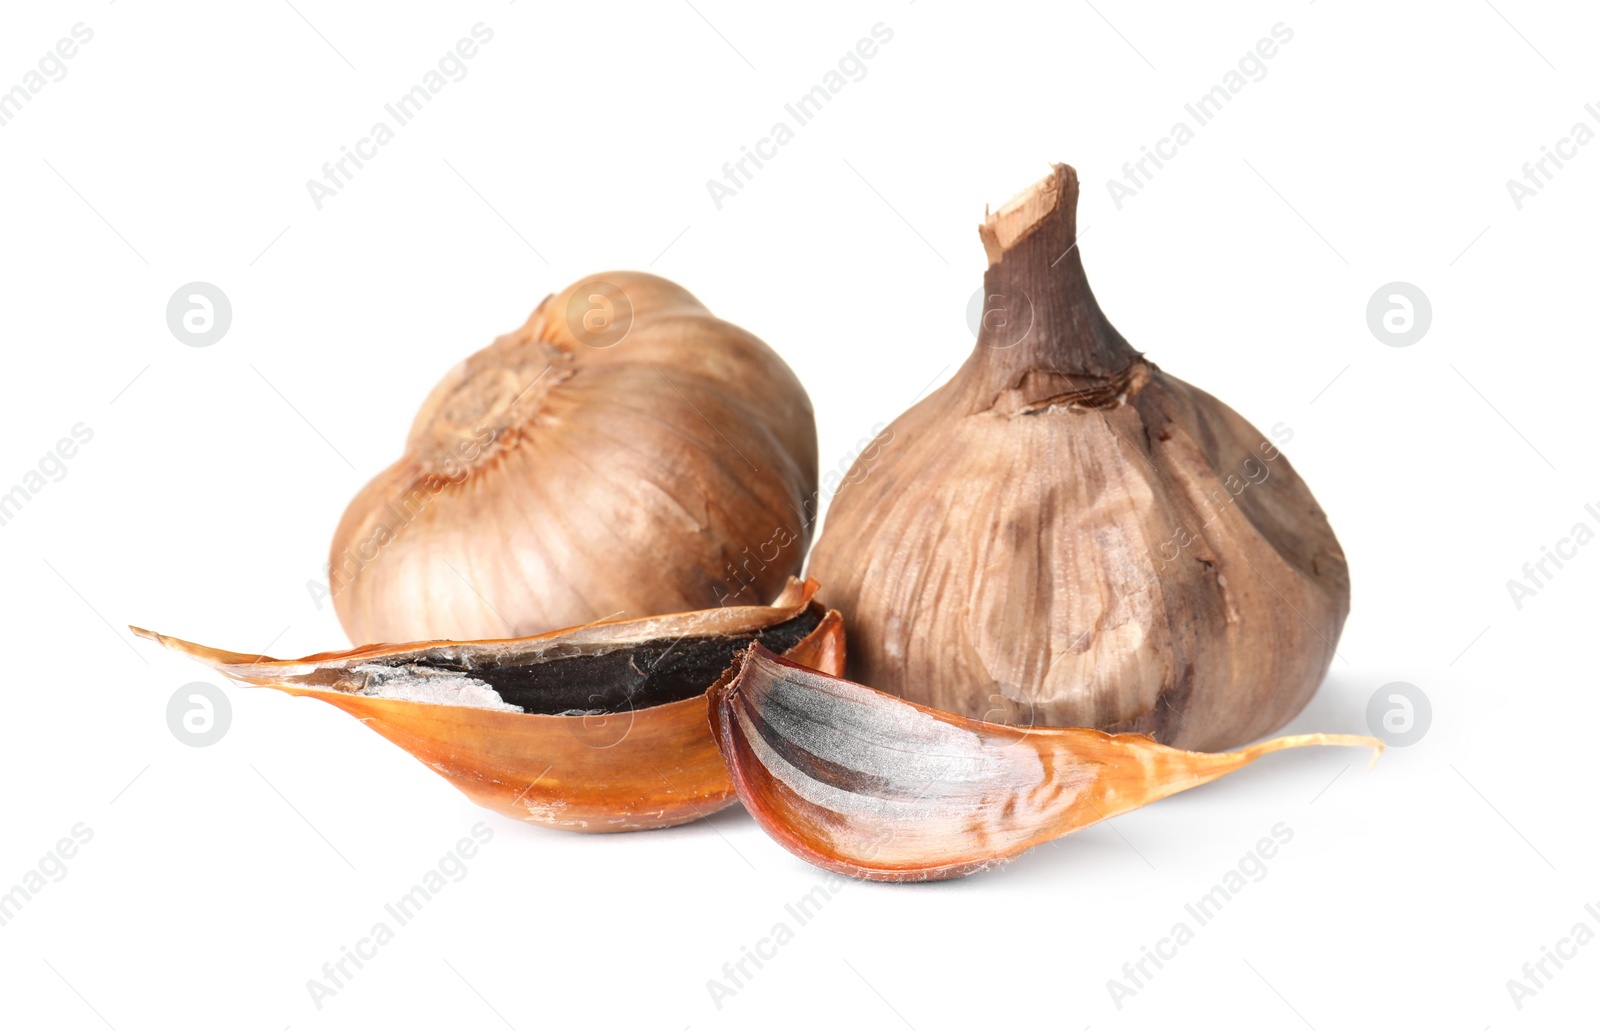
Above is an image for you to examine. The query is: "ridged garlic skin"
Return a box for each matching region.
[331,272,817,645]
[807,167,1348,752]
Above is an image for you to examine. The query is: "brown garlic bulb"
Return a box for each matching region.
[331,272,817,644]
[807,165,1350,752]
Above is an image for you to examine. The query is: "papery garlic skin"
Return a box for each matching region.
[331,272,817,645]
[807,166,1349,752]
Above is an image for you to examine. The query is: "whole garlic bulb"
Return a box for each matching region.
[331,271,817,644]
[807,166,1349,752]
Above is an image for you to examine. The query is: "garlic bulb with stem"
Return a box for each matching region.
[807,164,1350,752]
[331,271,818,645]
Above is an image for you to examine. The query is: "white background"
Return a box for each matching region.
[1,1,1595,1028]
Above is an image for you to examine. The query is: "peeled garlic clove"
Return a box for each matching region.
[808,165,1350,751]
[709,644,1379,881]
[133,579,843,832]
[332,271,818,644]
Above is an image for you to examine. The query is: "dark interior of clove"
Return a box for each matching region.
[397,608,823,715]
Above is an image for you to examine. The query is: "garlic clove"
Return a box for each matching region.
[709,644,1380,881]
[134,579,844,832]
[807,165,1351,751]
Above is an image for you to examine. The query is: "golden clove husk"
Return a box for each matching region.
[808,165,1350,751]
[331,270,819,645]
[134,579,843,832]
[709,644,1380,882]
